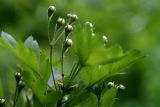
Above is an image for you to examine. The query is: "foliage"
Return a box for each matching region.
[0,5,144,107]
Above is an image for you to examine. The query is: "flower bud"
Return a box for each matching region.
[85,21,93,28]
[57,17,65,29]
[117,84,125,92]
[18,80,25,92]
[107,82,114,88]
[15,72,21,84]
[67,13,72,18]
[0,98,5,106]
[71,14,78,21]
[48,6,56,19]
[67,13,78,24]
[65,25,73,38]
[102,35,108,43]
[65,38,73,47]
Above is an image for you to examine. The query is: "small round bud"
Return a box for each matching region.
[67,13,72,18]
[65,38,73,47]
[71,14,78,21]
[0,98,5,106]
[85,21,93,28]
[57,17,65,29]
[102,35,108,42]
[48,6,56,19]
[65,25,73,37]
[15,72,21,84]
[18,80,25,92]
[68,14,78,24]
[107,82,114,88]
[117,84,125,92]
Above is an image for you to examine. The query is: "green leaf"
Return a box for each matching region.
[0,38,16,55]
[86,44,123,65]
[72,23,92,64]
[101,87,117,107]
[64,88,90,107]
[16,41,39,72]
[1,31,16,48]
[24,36,40,61]
[39,49,50,82]
[75,93,98,107]
[80,49,144,86]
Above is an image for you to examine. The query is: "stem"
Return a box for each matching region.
[97,96,101,107]
[13,86,18,107]
[50,46,58,90]
[61,46,65,79]
[48,19,51,43]
[48,16,58,91]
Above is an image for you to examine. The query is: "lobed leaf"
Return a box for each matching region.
[80,49,144,86]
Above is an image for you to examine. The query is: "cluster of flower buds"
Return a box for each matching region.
[15,72,25,92]
[48,6,56,20]
[107,82,125,92]
[0,98,5,107]
[57,17,66,29]
[67,13,78,24]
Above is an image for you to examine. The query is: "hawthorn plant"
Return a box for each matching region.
[0,5,144,107]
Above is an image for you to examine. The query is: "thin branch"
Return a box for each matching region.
[13,86,18,107]
[49,46,58,90]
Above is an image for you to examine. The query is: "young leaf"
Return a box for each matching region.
[101,87,118,107]
[86,44,123,65]
[1,31,16,48]
[24,36,40,61]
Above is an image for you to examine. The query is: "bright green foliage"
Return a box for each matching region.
[0,32,62,106]
[0,13,144,107]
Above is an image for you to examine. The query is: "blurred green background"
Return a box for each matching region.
[0,0,160,107]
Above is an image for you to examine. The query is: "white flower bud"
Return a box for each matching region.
[57,17,65,28]
[65,38,73,47]
[0,99,5,106]
[67,13,78,23]
[71,14,78,21]
[107,82,114,88]
[15,72,21,84]
[85,21,93,28]
[48,6,56,19]
[18,80,25,92]
[65,25,73,37]
[117,84,125,91]
[102,35,108,42]
[67,13,72,18]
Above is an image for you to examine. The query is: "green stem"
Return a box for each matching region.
[13,86,18,107]
[97,96,101,107]
[48,19,51,43]
[50,46,57,91]
[61,44,66,79]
